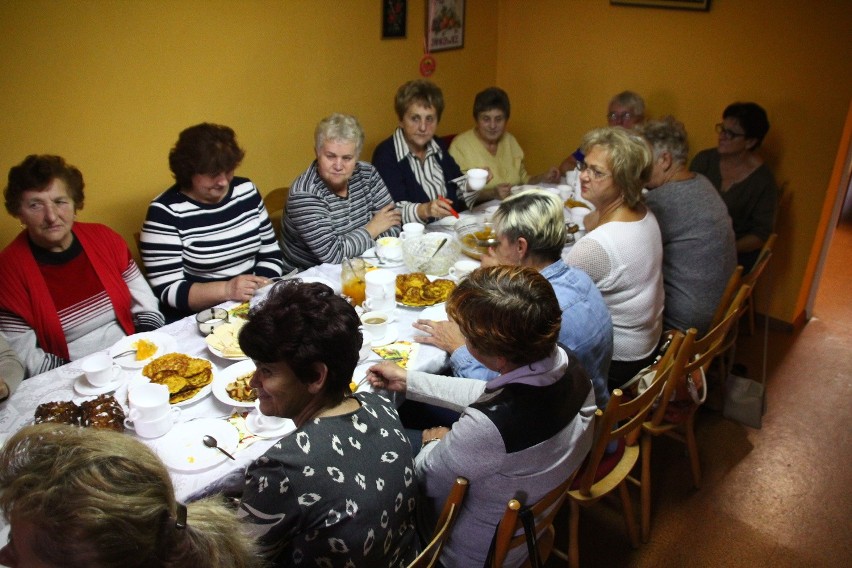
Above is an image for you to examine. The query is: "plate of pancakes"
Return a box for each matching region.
[141,353,215,406]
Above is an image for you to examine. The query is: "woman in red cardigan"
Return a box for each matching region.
[0,155,163,377]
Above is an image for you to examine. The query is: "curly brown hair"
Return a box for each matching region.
[4,154,85,216]
[168,123,245,189]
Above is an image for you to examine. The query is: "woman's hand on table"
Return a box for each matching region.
[365,203,402,238]
[412,319,465,354]
[366,361,408,393]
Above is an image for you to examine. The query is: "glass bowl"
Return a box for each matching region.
[454,219,497,260]
[401,233,460,276]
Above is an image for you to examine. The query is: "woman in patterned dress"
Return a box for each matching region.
[236,280,419,567]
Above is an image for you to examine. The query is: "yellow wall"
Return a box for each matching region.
[2,0,851,325]
[496,0,852,324]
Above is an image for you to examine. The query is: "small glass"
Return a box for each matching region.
[341,258,367,307]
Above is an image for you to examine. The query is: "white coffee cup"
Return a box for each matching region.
[376,236,403,262]
[449,259,480,281]
[364,295,395,311]
[360,311,389,341]
[251,401,289,432]
[365,269,396,307]
[466,168,488,191]
[128,382,172,421]
[400,223,425,239]
[124,406,181,439]
[81,352,121,387]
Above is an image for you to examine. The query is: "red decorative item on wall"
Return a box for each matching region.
[420,54,436,77]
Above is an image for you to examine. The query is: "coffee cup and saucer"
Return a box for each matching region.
[124,383,182,439]
[361,311,398,347]
[246,401,296,439]
[74,352,123,396]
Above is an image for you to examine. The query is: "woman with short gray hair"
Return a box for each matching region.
[281,112,401,270]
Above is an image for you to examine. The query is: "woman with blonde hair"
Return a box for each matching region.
[0,423,263,568]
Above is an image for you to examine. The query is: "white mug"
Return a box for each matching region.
[466,168,488,191]
[252,401,289,432]
[360,311,389,341]
[364,295,395,312]
[449,259,479,281]
[124,406,181,438]
[376,236,403,262]
[365,269,395,302]
[81,352,121,387]
[400,223,424,239]
[128,382,171,421]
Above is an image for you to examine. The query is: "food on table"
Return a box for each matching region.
[395,272,456,307]
[229,301,251,320]
[142,353,214,404]
[34,394,125,432]
[226,371,257,403]
[134,338,158,361]
[204,320,247,358]
[455,221,497,260]
[565,197,588,209]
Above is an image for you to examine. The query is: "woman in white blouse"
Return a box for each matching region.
[566,127,664,390]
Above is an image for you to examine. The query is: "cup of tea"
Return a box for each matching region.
[376,236,403,262]
[124,406,181,439]
[81,352,121,387]
[360,311,389,341]
[466,168,488,191]
[400,223,425,240]
[449,259,480,281]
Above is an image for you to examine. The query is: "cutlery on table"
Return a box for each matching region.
[416,239,448,271]
[203,434,236,460]
[112,349,137,359]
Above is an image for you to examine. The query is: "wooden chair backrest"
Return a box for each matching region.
[263,186,290,240]
[407,477,469,568]
[709,265,744,330]
[574,331,684,495]
[650,284,752,426]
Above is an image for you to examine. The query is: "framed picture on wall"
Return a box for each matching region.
[382,0,407,38]
[427,0,465,52]
[611,0,711,10]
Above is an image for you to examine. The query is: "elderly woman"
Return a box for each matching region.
[140,123,283,318]
[0,155,163,376]
[449,87,560,202]
[372,79,469,224]
[565,128,664,390]
[640,117,737,335]
[369,265,596,567]
[280,113,401,270]
[0,423,262,568]
[237,280,419,566]
[560,90,647,175]
[0,335,24,401]
[690,102,778,273]
[414,190,613,409]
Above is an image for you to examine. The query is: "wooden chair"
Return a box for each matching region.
[263,186,290,242]
[554,333,683,568]
[640,284,751,542]
[741,233,778,336]
[711,265,744,380]
[408,477,469,568]
[487,473,577,568]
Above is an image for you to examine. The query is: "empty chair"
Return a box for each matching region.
[408,477,469,568]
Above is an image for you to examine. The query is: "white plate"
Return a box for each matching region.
[172,381,213,407]
[73,375,124,396]
[213,360,257,408]
[371,327,399,347]
[156,419,240,472]
[419,304,449,322]
[245,412,297,439]
[429,216,459,227]
[351,363,375,393]
[207,344,249,361]
[361,247,405,267]
[109,332,177,369]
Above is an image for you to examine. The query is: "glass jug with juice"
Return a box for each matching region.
[341,258,367,306]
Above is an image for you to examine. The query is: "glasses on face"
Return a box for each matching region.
[607,112,639,124]
[577,161,611,181]
[715,123,745,139]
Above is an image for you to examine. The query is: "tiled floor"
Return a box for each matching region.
[545,215,852,566]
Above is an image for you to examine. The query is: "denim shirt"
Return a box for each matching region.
[450,260,613,408]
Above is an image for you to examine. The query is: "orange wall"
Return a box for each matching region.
[496,0,852,323]
[2,0,851,324]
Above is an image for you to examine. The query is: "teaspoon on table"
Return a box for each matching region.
[203,435,236,460]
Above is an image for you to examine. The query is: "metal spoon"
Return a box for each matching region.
[202,435,236,461]
[417,239,448,271]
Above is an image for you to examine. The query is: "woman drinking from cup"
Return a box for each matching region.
[0,155,164,377]
[449,87,560,203]
[281,113,401,271]
[372,79,469,224]
[565,128,665,390]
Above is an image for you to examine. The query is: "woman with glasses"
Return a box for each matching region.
[372,79,469,224]
[690,102,778,272]
[140,123,284,319]
[565,127,664,390]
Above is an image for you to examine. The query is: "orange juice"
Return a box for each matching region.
[341,259,367,306]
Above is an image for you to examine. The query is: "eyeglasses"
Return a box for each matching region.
[715,123,745,139]
[607,112,640,124]
[577,161,611,181]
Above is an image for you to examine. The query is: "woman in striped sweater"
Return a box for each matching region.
[140,123,284,318]
[280,113,401,271]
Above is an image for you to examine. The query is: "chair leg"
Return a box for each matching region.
[618,481,640,549]
[685,416,702,489]
[641,433,652,543]
[568,501,580,568]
